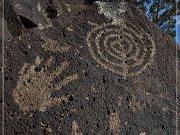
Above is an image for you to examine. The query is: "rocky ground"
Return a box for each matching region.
[1,0,180,135]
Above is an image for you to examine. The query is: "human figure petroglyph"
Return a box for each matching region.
[13,56,78,112]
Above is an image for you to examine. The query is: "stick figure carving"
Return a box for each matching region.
[13,56,78,112]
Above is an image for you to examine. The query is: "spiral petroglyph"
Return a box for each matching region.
[87,22,156,78]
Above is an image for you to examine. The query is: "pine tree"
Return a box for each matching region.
[130,0,178,38]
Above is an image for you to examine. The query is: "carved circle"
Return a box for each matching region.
[87,23,156,78]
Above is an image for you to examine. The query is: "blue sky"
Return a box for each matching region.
[144,1,180,45]
[176,15,180,45]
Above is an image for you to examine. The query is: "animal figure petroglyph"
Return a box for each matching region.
[13,56,78,112]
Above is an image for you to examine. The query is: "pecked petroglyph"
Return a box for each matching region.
[117,96,123,107]
[65,4,72,12]
[87,22,156,79]
[42,38,71,53]
[71,116,121,135]
[87,1,156,79]
[109,112,121,135]
[15,4,22,10]
[129,96,144,112]
[139,132,147,135]
[71,120,83,135]
[13,56,78,112]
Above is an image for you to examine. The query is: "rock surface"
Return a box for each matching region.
[1,0,180,135]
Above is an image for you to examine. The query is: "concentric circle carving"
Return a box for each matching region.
[87,23,156,78]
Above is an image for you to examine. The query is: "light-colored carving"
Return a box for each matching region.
[46,126,53,134]
[65,4,71,12]
[37,8,53,30]
[71,120,83,135]
[109,112,121,135]
[40,122,53,134]
[117,96,123,106]
[129,96,143,112]
[88,0,156,79]
[91,84,97,93]
[67,26,74,31]
[35,55,42,65]
[70,114,121,135]
[42,38,71,53]
[37,1,41,12]
[87,22,156,79]
[140,132,147,135]
[13,56,78,112]
[15,4,22,10]
[45,56,53,67]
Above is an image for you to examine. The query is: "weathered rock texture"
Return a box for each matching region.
[1,0,180,135]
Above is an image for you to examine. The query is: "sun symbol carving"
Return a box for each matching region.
[86,22,156,79]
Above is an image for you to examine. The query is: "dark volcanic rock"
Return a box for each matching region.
[1,0,96,41]
[0,0,23,41]
[2,0,180,135]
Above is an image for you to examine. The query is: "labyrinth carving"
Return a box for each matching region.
[87,23,156,78]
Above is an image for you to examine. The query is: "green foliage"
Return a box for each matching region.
[129,0,178,38]
[129,0,150,13]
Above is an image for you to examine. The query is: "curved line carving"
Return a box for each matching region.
[87,23,156,78]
